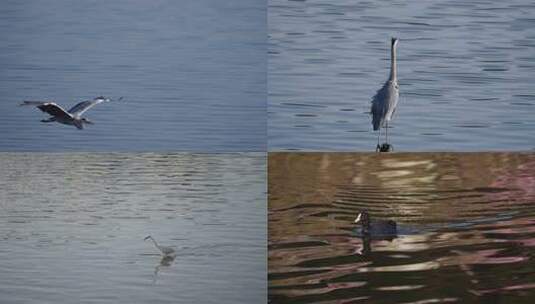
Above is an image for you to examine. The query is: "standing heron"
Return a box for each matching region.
[371,37,399,152]
[144,235,176,257]
[21,96,122,129]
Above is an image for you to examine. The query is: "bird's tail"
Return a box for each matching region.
[74,120,84,130]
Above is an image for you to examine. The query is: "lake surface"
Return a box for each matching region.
[269,152,535,303]
[269,0,535,151]
[0,153,266,303]
[0,0,265,151]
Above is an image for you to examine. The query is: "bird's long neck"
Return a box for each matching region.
[150,237,160,250]
[389,41,397,81]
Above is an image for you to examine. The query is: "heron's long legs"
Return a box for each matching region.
[385,121,389,144]
[377,128,381,147]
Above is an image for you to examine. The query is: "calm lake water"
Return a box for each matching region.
[269,0,535,151]
[0,153,266,303]
[0,0,266,151]
[269,152,535,303]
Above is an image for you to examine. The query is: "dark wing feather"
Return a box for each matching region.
[20,100,54,106]
[38,103,72,120]
[21,101,72,120]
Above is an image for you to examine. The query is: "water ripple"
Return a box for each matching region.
[269,152,535,303]
[269,0,535,151]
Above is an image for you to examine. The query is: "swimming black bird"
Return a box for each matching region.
[354,210,397,239]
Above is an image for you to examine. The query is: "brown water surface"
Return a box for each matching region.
[269,152,535,303]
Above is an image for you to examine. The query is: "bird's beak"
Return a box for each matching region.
[144,236,151,241]
[354,213,362,223]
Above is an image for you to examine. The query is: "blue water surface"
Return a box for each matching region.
[269,0,535,151]
[0,0,266,151]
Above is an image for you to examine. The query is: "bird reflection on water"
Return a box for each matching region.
[144,235,177,284]
[153,255,176,284]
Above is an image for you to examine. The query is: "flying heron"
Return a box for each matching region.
[144,235,176,257]
[20,96,122,129]
[371,37,399,152]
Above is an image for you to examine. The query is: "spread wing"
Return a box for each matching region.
[68,96,110,116]
[21,101,73,120]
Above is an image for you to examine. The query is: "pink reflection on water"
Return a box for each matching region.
[488,160,535,200]
[450,248,527,267]
[272,281,367,298]
[471,283,535,296]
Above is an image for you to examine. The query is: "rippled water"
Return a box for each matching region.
[269,152,535,303]
[269,0,535,151]
[0,0,266,151]
[0,153,266,303]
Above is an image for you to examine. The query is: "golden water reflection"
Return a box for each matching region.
[269,153,535,304]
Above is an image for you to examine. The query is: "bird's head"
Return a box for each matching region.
[355,211,370,225]
[144,235,152,241]
[94,96,111,102]
[391,37,399,47]
[355,211,371,234]
[81,118,93,124]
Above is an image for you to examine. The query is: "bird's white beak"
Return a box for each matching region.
[354,213,362,223]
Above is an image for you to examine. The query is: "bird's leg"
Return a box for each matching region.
[376,128,381,151]
[385,121,389,144]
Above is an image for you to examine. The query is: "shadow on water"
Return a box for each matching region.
[269,152,535,304]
